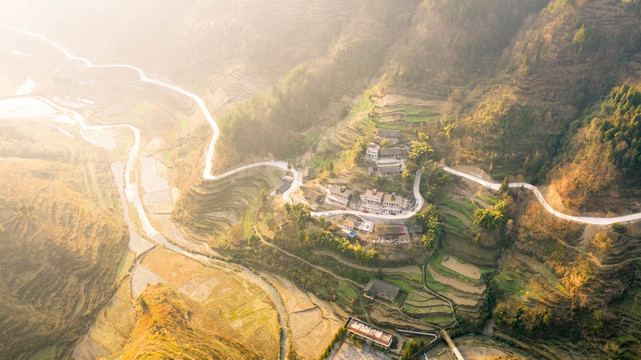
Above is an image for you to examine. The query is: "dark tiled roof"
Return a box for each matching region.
[375,128,401,138]
[363,279,400,300]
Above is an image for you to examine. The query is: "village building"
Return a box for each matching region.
[344,219,358,230]
[360,189,384,213]
[346,317,396,349]
[374,224,410,243]
[343,219,360,231]
[378,146,409,162]
[302,188,324,210]
[375,128,401,142]
[302,167,314,183]
[365,143,380,161]
[382,192,404,214]
[408,225,424,234]
[275,178,292,194]
[378,163,403,177]
[342,217,373,233]
[363,279,401,302]
[361,201,382,213]
[361,189,384,204]
[326,185,353,207]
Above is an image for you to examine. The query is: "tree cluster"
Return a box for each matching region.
[474,198,510,229]
[302,228,379,262]
[413,204,443,250]
[600,84,641,180]
[320,326,347,359]
[284,203,310,229]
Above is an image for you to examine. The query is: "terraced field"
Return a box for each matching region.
[424,252,489,318]
[117,284,267,359]
[302,92,374,172]
[174,168,283,247]
[112,247,282,359]
[437,191,501,267]
[0,156,127,359]
[493,253,568,305]
[263,273,345,359]
[402,290,453,327]
[73,282,136,358]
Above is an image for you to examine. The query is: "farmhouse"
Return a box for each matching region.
[302,167,314,183]
[363,279,401,302]
[378,163,403,177]
[346,317,395,349]
[361,189,384,204]
[276,179,292,194]
[326,185,352,207]
[379,146,408,161]
[382,192,404,214]
[375,128,400,142]
[343,219,360,231]
[302,188,324,210]
[365,143,380,161]
[374,224,410,243]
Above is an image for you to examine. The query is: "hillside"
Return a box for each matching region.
[0,154,127,358]
[422,0,641,182]
[116,280,268,359]
[117,283,263,359]
[3,0,641,358]
[0,0,363,87]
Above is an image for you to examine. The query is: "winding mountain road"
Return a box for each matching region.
[4,22,641,359]
[0,25,291,360]
[442,166,641,225]
[311,169,425,221]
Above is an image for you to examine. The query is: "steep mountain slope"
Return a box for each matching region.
[116,277,270,359]
[3,0,641,358]
[0,155,127,358]
[0,0,363,87]
[213,0,421,167]
[429,0,641,180]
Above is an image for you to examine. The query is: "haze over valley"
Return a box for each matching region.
[1,1,641,359]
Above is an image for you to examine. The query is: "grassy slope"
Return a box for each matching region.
[117,284,264,360]
[0,157,127,359]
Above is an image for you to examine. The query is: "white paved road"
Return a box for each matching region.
[311,169,425,221]
[0,25,291,360]
[442,165,641,225]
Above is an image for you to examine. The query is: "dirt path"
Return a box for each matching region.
[263,273,343,359]
[312,250,422,274]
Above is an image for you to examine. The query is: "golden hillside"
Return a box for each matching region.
[0,153,127,358]
[118,283,264,360]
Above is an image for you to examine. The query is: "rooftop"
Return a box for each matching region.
[363,279,401,301]
[362,189,384,202]
[346,317,395,347]
[375,224,407,236]
[302,167,314,179]
[277,180,292,193]
[329,185,352,198]
[375,128,401,138]
[379,146,408,157]
[383,192,403,206]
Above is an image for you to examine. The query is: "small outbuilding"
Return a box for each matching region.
[302,167,314,183]
[363,279,400,302]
